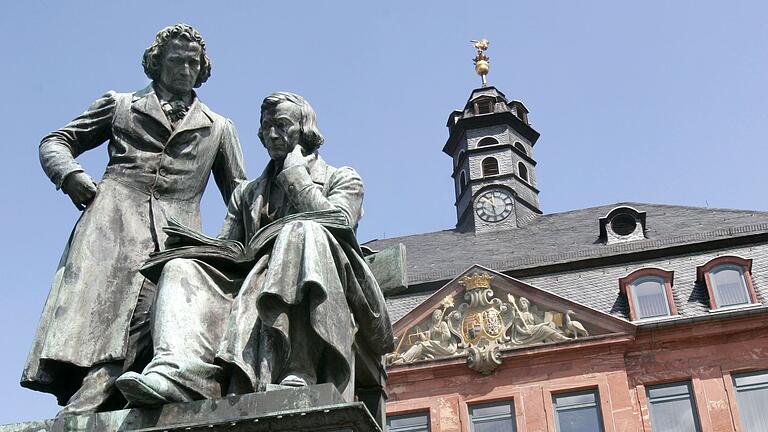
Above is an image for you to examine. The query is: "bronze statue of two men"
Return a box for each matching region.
[23,23,393,417]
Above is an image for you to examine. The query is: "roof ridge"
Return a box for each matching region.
[616,201,768,214]
[542,201,768,216]
[363,202,768,245]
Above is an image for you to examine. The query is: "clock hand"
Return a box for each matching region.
[485,198,496,212]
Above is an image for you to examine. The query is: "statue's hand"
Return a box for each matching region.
[62,171,98,210]
[282,144,309,171]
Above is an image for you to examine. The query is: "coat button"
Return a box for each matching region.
[159,168,167,176]
[153,190,160,199]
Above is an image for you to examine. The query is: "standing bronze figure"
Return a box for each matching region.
[22,24,247,416]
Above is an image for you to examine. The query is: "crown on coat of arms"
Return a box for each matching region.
[459,272,494,290]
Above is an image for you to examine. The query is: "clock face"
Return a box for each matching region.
[475,189,513,222]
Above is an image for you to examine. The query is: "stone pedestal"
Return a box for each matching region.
[1,384,380,432]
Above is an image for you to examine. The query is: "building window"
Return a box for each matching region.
[477,137,499,147]
[646,381,701,432]
[552,389,604,432]
[456,150,465,167]
[509,100,530,124]
[696,256,757,309]
[482,157,500,177]
[599,206,647,244]
[513,141,526,155]
[387,412,430,432]
[610,213,636,236]
[469,401,516,432]
[733,370,768,431]
[619,268,676,321]
[460,171,467,195]
[475,98,494,114]
[517,162,529,182]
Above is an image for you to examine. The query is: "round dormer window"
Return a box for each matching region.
[611,213,637,236]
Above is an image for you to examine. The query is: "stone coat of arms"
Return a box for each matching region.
[388,272,589,374]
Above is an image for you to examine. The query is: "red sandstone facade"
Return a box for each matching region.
[385,312,768,431]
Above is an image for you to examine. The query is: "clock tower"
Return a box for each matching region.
[444,40,541,234]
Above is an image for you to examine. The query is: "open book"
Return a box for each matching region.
[140,208,352,283]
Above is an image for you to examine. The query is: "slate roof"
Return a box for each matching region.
[372,202,768,323]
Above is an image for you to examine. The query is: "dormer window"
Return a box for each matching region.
[598,207,647,244]
[509,100,530,124]
[611,214,636,236]
[482,157,500,177]
[475,98,494,115]
[697,256,758,310]
[619,268,676,320]
[477,137,499,147]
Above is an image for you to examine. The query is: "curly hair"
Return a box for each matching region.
[258,92,325,153]
[142,23,212,88]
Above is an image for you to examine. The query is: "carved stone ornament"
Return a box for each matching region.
[387,272,589,374]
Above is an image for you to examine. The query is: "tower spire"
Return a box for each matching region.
[471,39,490,87]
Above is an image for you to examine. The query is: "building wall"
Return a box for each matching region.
[385,314,768,432]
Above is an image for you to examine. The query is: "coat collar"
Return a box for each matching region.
[131,84,213,135]
[172,99,213,137]
[306,152,329,184]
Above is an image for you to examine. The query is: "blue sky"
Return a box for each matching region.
[1,1,767,423]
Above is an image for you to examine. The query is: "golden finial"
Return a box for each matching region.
[459,272,494,290]
[471,39,490,87]
[440,296,455,309]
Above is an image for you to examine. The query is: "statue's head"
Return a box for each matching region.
[258,92,324,161]
[432,309,443,322]
[143,24,212,95]
[519,297,530,311]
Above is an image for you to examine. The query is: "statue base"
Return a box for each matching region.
[0,384,380,432]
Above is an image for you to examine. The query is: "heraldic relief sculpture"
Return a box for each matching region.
[387,272,589,375]
[16,23,394,432]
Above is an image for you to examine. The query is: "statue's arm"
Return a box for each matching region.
[211,119,247,204]
[277,164,364,229]
[216,181,246,242]
[39,91,117,189]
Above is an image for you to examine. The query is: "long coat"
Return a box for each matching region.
[23,85,246,402]
[214,154,394,395]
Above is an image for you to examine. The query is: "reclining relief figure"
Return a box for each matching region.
[23,24,246,416]
[116,92,394,405]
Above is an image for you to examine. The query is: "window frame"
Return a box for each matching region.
[481,157,500,177]
[731,369,768,431]
[646,380,702,432]
[619,268,677,321]
[474,98,494,115]
[696,256,758,310]
[386,411,431,432]
[456,149,465,168]
[551,388,605,432]
[468,400,516,432]
[477,136,500,147]
[517,161,529,183]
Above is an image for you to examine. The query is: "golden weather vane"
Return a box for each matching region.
[471,38,490,87]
